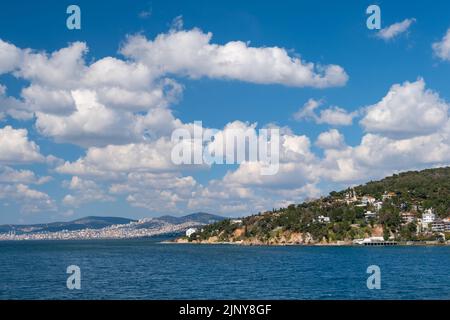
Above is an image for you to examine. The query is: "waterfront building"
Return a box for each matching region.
[353,237,397,246]
[431,220,446,232]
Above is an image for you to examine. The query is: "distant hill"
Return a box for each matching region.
[158,212,225,225]
[182,167,450,245]
[0,216,136,234]
[0,213,226,235]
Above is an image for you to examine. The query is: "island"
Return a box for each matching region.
[176,167,450,246]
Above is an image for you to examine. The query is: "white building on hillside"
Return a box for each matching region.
[317,215,330,223]
[422,208,436,223]
[374,201,383,211]
[361,196,376,206]
[345,188,357,204]
[186,228,197,237]
[401,212,416,224]
[364,210,377,221]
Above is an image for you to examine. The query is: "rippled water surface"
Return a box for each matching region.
[0,239,449,299]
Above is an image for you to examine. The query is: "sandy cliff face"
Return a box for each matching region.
[175,225,382,245]
[180,230,322,245]
[371,225,384,237]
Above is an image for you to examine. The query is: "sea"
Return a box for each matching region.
[0,238,449,300]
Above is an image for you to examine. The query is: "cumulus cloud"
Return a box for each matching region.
[21,84,75,114]
[35,89,132,147]
[377,18,416,41]
[293,98,322,121]
[319,125,450,184]
[183,127,321,215]
[315,129,346,149]
[432,28,450,61]
[313,79,450,184]
[0,127,54,214]
[293,99,357,126]
[0,22,347,148]
[0,126,45,164]
[62,176,114,207]
[215,79,450,208]
[361,79,449,138]
[55,137,189,177]
[0,39,22,74]
[0,84,31,120]
[317,107,357,126]
[0,183,56,213]
[0,40,183,147]
[0,166,51,185]
[117,172,198,213]
[5,22,450,220]
[54,120,319,215]
[120,28,348,88]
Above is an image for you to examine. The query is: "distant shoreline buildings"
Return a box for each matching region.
[0,219,202,241]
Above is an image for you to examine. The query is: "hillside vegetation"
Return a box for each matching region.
[182,167,450,245]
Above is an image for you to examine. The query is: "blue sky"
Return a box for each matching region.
[1,0,450,224]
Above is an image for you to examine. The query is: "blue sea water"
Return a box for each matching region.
[0,239,449,300]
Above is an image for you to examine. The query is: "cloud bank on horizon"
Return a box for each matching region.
[1,4,450,223]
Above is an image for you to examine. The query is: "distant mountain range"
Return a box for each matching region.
[0,212,225,236]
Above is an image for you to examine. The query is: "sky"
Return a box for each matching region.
[1,0,450,224]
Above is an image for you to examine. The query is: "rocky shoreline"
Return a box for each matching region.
[170,238,449,246]
[172,228,449,246]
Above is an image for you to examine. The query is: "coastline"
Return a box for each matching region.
[165,238,450,247]
[0,235,447,246]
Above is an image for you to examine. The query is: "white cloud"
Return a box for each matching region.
[21,85,75,114]
[432,28,450,61]
[55,137,189,177]
[182,127,321,215]
[0,85,32,120]
[188,178,320,216]
[0,39,22,74]
[0,166,51,185]
[5,23,450,220]
[319,124,450,184]
[120,28,348,88]
[293,98,322,121]
[0,126,45,164]
[0,183,56,213]
[316,129,346,149]
[0,23,347,147]
[0,40,183,147]
[35,89,131,147]
[317,79,450,184]
[361,79,449,138]
[16,42,88,88]
[62,176,114,207]
[117,172,198,213]
[317,106,356,126]
[377,18,416,41]
[293,99,357,126]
